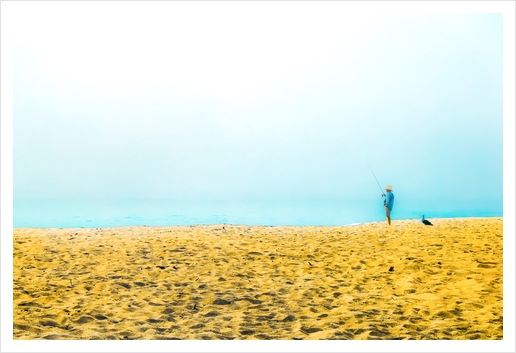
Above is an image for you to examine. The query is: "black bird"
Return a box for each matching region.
[421,215,433,226]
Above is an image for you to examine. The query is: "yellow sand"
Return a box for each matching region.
[13,218,503,340]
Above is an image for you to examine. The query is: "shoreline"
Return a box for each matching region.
[13,216,503,230]
[13,217,503,340]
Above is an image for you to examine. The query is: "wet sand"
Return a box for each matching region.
[13,218,503,340]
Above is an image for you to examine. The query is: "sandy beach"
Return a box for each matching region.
[13,218,503,340]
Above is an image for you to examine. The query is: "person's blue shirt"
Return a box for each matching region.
[384,191,394,211]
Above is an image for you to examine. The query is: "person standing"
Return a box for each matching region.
[384,185,394,225]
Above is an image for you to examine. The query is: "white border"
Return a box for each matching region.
[1,0,15,351]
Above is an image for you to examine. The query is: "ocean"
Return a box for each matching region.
[13,198,503,228]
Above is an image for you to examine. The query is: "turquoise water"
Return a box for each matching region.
[13,198,503,228]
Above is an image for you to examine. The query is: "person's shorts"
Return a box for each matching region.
[386,208,391,217]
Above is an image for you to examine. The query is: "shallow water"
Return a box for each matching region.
[14,197,502,228]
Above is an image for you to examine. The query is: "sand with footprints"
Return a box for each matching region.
[13,218,503,340]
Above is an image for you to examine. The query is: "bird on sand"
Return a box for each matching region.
[421,215,433,226]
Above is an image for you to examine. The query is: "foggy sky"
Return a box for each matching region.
[12,3,503,204]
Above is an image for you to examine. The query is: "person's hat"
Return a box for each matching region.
[385,185,393,191]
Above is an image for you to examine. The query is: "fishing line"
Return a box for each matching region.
[368,163,386,197]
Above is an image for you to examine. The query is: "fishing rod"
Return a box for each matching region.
[368,163,386,197]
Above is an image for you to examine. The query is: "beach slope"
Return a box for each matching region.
[13,218,503,340]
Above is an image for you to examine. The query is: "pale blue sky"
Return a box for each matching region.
[12,3,503,204]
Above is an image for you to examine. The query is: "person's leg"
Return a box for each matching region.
[386,208,391,225]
